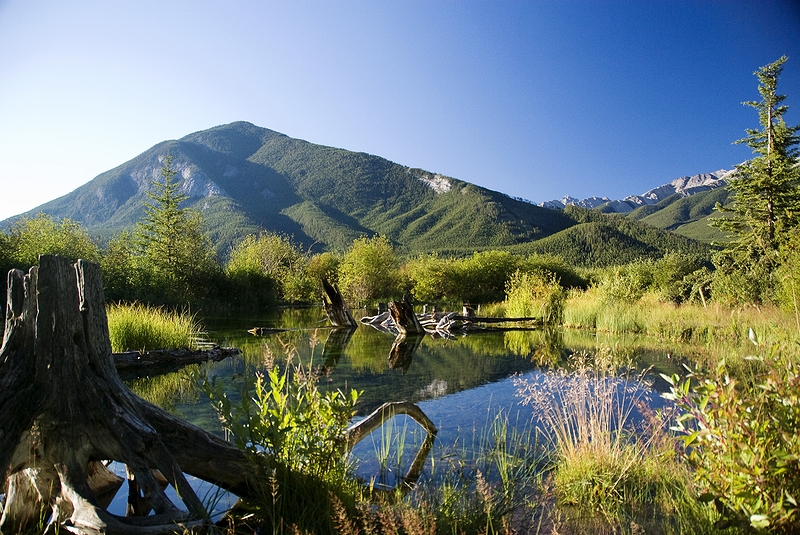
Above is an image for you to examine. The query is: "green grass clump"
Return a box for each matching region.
[515,350,720,534]
[504,269,565,325]
[106,302,204,352]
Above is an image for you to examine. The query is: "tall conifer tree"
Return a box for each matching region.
[135,154,218,301]
[714,57,800,267]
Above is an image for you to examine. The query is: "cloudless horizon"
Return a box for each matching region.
[1,0,799,222]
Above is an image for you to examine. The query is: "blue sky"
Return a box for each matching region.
[1,0,799,221]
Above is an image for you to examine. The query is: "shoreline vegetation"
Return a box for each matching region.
[1,57,799,533]
[103,291,798,534]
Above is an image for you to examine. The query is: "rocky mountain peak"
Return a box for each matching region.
[540,170,730,213]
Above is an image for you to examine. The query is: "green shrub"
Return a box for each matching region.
[664,341,800,532]
[505,269,565,324]
[596,261,654,305]
[455,250,518,303]
[226,232,314,305]
[652,252,709,303]
[405,253,454,303]
[339,235,401,305]
[198,348,362,533]
[518,253,588,289]
[775,228,800,324]
[6,213,99,268]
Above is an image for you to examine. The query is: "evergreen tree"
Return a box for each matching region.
[135,155,220,302]
[713,56,800,264]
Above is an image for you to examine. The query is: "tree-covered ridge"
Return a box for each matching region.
[629,187,732,242]
[0,121,670,260]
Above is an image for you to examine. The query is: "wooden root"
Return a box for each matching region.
[346,401,437,499]
[0,257,258,535]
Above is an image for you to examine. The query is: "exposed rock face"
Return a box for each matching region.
[540,169,730,212]
[411,169,453,194]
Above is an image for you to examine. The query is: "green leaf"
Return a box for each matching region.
[698,492,716,503]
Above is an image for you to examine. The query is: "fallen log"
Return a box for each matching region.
[114,346,241,381]
[450,314,542,324]
[0,256,259,535]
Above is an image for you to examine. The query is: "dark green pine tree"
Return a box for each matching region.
[136,154,219,302]
[137,155,189,275]
[713,56,800,267]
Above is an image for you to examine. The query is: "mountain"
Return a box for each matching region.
[539,170,733,244]
[540,170,730,213]
[6,122,576,256]
[3,121,717,265]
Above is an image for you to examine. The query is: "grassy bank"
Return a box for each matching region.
[563,289,799,355]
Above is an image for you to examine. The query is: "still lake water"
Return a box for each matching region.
[132,306,687,493]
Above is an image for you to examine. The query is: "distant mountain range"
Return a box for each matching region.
[540,170,731,212]
[2,121,726,266]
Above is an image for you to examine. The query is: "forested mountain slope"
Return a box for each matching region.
[3,121,715,265]
[10,121,574,255]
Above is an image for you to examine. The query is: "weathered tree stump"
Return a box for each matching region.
[0,256,256,535]
[388,296,425,335]
[321,278,356,328]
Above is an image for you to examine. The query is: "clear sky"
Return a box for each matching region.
[1,0,799,221]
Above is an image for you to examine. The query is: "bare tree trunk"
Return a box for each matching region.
[321,278,357,327]
[388,297,425,335]
[0,256,257,535]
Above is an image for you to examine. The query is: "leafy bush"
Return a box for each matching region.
[504,269,565,324]
[518,253,588,289]
[452,250,519,303]
[404,253,464,303]
[225,232,318,305]
[198,346,362,533]
[652,252,709,303]
[203,362,359,477]
[775,228,800,320]
[6,213,99,268]
[339,235,401,305]
[596,261,654,305]
[664,342,800,532]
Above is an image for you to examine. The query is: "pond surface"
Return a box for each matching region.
[129,306,691,492]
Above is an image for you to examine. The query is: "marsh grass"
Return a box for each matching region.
[106,302,205,352]
[564,289,799,358]
[515,350,720,534]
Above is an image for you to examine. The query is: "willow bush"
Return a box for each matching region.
[665,340,800,533]
[504,269,565,324]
